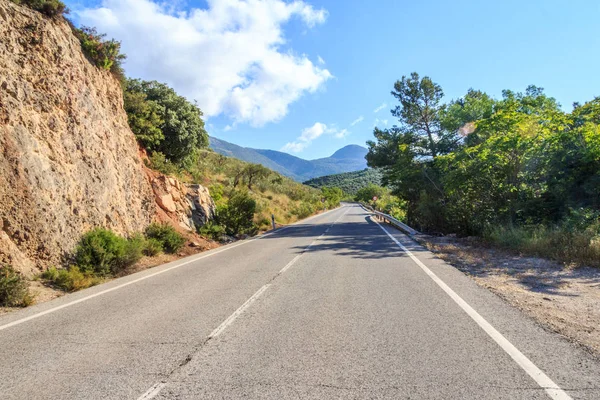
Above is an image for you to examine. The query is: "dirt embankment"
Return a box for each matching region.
[416,234,600,357]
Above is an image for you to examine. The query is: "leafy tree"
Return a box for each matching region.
[243,164,271,190]
[321,186,343,208]
[391,72,456,158]
[217,191,258,236]
[123,86,164,149]
[355,184,387,203]
[124,79,208,165]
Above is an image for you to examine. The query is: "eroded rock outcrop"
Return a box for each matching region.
[149,173,216,232]
[0,1,155,274]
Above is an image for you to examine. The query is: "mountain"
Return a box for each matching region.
[304,169,383,195]
[209,137,368,181]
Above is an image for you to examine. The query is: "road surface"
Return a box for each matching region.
[1,204,599,399]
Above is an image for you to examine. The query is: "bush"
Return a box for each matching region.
[217,191,258,236]
[198,222,226,241]
[0,265,33,307]
[145,223,185,253]
[11,0,68,18]
[73,26,126,78]
[41,266,102,292]
[146,152,179,176]
[74,228,142,276]
[143,238,164,256]
[291,202,315,219]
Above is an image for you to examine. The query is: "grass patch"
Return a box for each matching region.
[485,224,600,267]
[0,265,34,307]
[40,266,103,292]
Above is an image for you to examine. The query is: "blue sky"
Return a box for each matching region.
[64,0,600,160]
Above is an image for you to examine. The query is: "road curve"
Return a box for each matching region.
[0,204,599,399]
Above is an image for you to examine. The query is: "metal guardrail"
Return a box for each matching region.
[359,202,419,236]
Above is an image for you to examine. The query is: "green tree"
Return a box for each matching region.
[321,187,343,208]
[391,72,456,158]
[217,191,258,236]
[124,79,208,165]
[123,86,165,149]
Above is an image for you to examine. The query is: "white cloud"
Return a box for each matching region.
[78,0,331,127]
[334,129,349,138]
[281,122,348,153]
[349,116,364,126]
[373,103,387,113]
[317,55,325,65]
[281,141,308,152]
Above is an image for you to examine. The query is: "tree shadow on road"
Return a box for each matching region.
[266,217,410,260]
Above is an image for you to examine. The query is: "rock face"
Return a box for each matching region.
[0,1,155,274]
[150,174,215,231]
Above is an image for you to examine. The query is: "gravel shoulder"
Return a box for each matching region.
[414,234,600,357]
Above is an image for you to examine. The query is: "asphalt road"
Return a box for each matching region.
[1,204,599,399]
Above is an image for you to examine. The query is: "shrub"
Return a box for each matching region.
[198,222,226,241]
[291,202,315,219]
[11,0,68,18]
[41,266,102,292]
[146,152,179,176]
[73,26,126,77]
[145,223,185,253]
[123,234,146,265]
[143,238,164,256]
[74,228,142,276]
[216,191,258,236]
[0,265,33,307]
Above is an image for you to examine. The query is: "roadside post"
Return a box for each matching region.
[271,214,276,230]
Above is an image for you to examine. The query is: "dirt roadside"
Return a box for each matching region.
[414,234,600,357]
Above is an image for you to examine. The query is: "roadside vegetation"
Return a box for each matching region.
[152,148,343,236]
[367,72,600,267]
[10,0,345,304]
[0,265,33,307]
[41,225,184,292]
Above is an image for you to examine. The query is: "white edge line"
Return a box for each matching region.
[0,206,346,332]
[137,382,166,400]
[372,218,572,400]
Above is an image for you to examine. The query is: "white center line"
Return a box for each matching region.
[0,207,345,333]
[137,382,166,400]
[137,205,352,399]
[208,283,272,339]
[372,218,572,400]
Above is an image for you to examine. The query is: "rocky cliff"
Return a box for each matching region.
[0,0,213,276]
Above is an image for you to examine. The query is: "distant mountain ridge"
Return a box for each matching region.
[304,169,383,195]
[209,137,368,181]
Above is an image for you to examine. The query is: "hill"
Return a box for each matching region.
[303,169,382,195]
[209,137,368,181]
